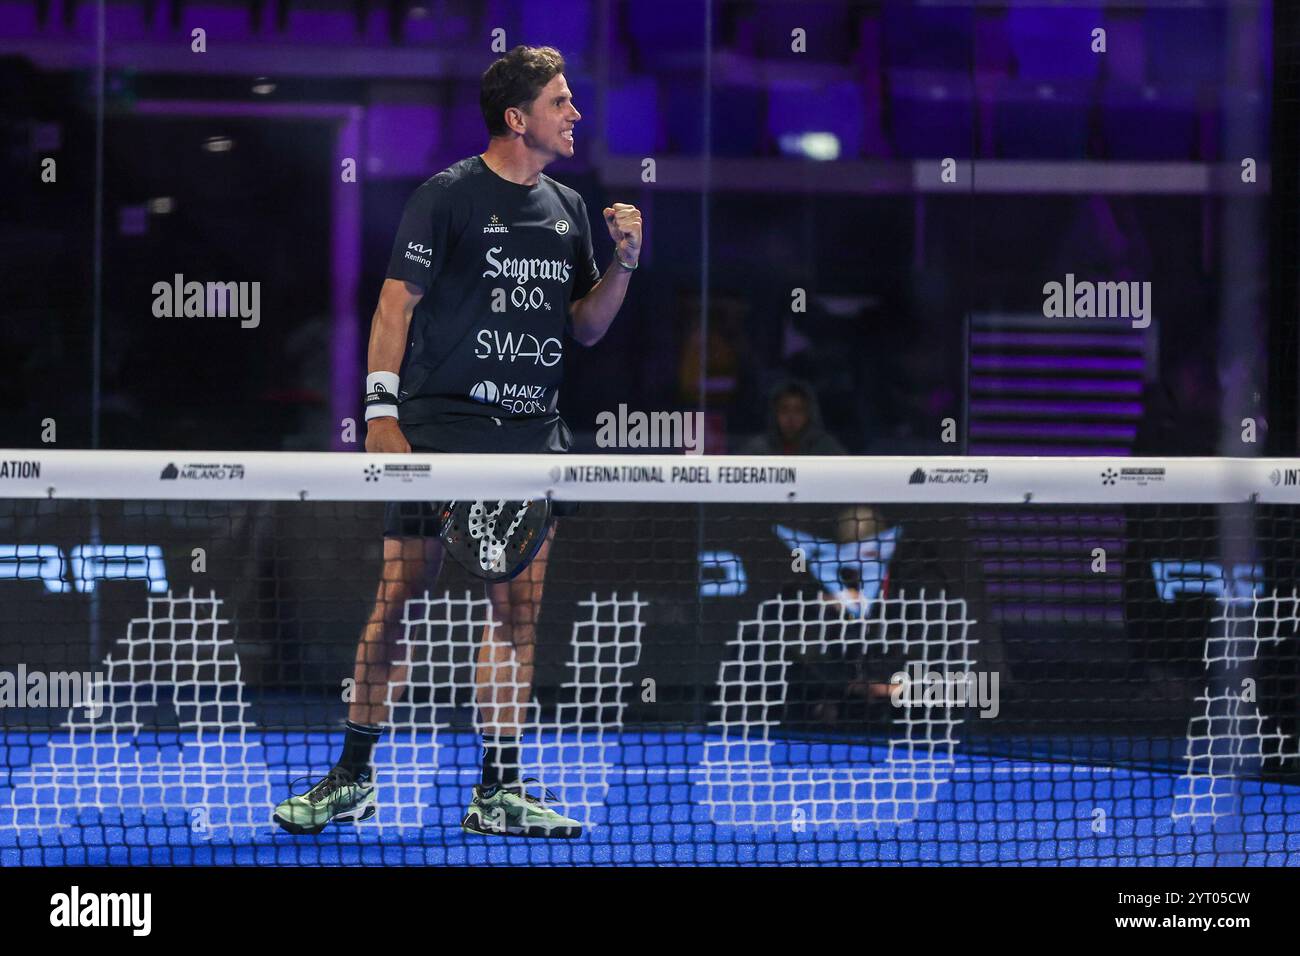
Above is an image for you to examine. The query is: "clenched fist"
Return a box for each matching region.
[603,203,642,268]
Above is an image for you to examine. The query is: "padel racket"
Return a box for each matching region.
[436,498,553,582]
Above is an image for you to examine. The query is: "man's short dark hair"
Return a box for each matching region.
[774,382,812,406]
[480,45,567,138]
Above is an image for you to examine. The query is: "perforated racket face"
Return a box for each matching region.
[436,498,553,582]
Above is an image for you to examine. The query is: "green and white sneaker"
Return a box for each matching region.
[273,766,376,835]
[461,779,582,839]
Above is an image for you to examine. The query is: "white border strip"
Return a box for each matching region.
[1,451,1298,505]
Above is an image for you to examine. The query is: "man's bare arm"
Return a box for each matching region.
[570,202,642,347]
[365,278,423,453]
[369,278,423,380]
[569,262,632,346]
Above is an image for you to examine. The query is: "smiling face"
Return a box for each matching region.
[519,74,580,159]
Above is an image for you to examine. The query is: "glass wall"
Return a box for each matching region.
[0,0,1282,455]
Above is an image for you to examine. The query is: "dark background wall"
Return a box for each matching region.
[0,0,1284,456]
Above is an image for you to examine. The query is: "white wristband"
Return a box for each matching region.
[365,371,400,422]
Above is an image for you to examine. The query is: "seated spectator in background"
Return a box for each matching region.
[781,502,1013,730]
[784,505,905,727]
[741,379,846,455]
[677,307,747,410]
[676,302,760,454]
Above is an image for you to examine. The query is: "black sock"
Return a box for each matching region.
[339,720,384,783]
[481,735,520,789]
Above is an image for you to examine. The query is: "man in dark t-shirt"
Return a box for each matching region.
[274,45,642,838]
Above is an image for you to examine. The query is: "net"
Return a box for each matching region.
[1,450,1299,865]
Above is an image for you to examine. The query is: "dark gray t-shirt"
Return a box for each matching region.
[385,155,600,425]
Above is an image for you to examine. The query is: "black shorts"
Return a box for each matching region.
[382,413,578,538]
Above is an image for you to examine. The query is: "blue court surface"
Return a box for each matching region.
[2,730,1299,866]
